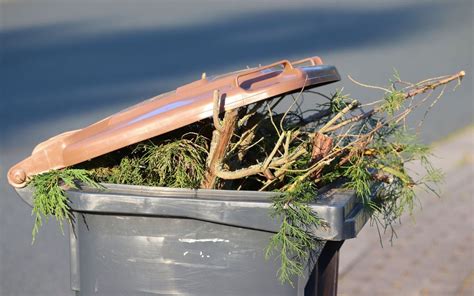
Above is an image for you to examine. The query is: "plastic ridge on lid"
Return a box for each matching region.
[8,56,341,187]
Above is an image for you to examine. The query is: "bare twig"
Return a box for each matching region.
[319,100,359,133]
[348,75,391,93]
[215,146,307,180]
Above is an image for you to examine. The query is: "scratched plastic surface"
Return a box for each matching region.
[72,214,321,296]
[14,183,372,296]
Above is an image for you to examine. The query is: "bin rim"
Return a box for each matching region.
[15,183,368,241]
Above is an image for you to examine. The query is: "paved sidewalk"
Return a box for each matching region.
[338,127,474,296]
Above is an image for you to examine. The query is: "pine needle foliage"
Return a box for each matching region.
[29,169,101,243]
[140,134,208,188]
[265,182,324,285]
[92,157,145,185]
[342,117,444,239]
[343,158,372,201]
[382,90,405,116]
[330,89,353,113]
[89,133,209,188]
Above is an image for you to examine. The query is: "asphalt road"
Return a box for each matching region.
[0,1,472,295]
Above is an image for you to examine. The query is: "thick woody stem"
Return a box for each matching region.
[201,90,239,189]
[212,90,224,132]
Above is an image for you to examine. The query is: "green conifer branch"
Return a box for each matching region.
[29,169,101,243]
[265,182,324,285]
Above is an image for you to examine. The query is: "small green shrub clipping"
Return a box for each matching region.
[29,169,101,243]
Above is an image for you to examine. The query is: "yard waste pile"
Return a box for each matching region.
[8,56,465,285]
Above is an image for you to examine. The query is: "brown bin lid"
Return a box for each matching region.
[8,56,340,187]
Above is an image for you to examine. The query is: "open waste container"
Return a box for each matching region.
[15,183,368,295]
[9,56,371,296]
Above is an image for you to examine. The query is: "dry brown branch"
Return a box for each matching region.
[406,71,465,98]
[324,71,465,133]
[319,100,359,133]
[228,125,258,155]
[309,132,333,179]
[203,71,465,191]
[202,91,239,189]
[324,109,375,133]
[212,90,224,132]
[215,146,307,180]
[262,131,287,171]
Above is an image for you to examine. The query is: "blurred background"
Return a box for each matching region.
[0,0,472,295]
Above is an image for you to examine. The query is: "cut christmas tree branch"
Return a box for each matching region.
[29,169,101,243]
[324,70,465,133]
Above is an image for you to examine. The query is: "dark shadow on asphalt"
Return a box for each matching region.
[0,3,448,143]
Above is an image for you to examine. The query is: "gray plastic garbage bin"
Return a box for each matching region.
[16,183,369,296]
[9,56,365,295]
